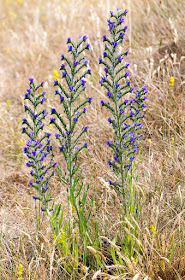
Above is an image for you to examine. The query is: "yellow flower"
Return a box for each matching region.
[53,70,60,82]
[148,139,152,145]
[172,137,174,143]
[20,139,24,146]
[17,0,22,3]
[168,76,174,86]
[17,263,23,275]
[150,224,156,237]
[6,48,11,54]
[9,12,15,18]
[48,124,52,130]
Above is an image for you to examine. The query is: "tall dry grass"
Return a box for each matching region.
[0,0,185,279]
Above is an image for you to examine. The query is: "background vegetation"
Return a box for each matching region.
[0,0,185,279]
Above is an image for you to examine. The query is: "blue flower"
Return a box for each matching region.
[84,142,88,147]
[107,92,112,97]
[60,96,64,101]
[29,78,34,83]
[87,97,92,102]
[83,35,88,40]
[50,118,56,124]
[51,108,56,114]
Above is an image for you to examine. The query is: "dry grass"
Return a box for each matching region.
[0,0,185,279]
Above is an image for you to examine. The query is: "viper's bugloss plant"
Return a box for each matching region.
[22,79,55,215]
[99,8,148,210]
[51,35,92,191]
[50,36,92,239]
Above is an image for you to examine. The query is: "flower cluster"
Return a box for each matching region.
[22,79,55,211]
[99,8,147,196]
[50,35,92,191]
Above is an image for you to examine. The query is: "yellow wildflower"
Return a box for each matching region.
[150,224,156,237]
[148,139,152,145]
[9,12,15,18]
[6,48,11,54]
[20,139,24,146]
[172,137,174,143]
[53,70,60,82]
[17,264,23,277]
[6,100,10,111]
[48,124,52,130]
[168,76,174,86]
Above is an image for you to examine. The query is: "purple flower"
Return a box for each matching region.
[108,117,111,123]
[67,37,71,43]
[87,97,92,102]
[83,35,88,40]
[125,50,129,55]
[62,72,67,77]
[46,132,51,137]
[51,108,56,114]
[106,141,110,145]
[54,79,58,85]
[103,51,107,57]
[99,58,102,63]
[130,156,135,161]
[83,126,88,131]
[84,142,88,147]
[50,118,56,124]
[87,69,92,74]
[86,43,90,48]
[73,117,78,122]
[61,54,64,59]
[119,16,124,23]
[101,100,104,105]
[60,64,65,69]
[116,82,120,88]
[59,146,64,151]
[119,32,125,38]
[41,81,44,86]
[68,46,72,51]
[107,92,112,97]
[29,78,34,83]
[126,164,131,170]
[125,72,129,77]
[73,61,80,66]
[53,162,57,167]
[83,108,87,112]
[104,67,109,73]
[81,79,87,85]
[112,42,118,47]
[103,35,106,41]
[126,63,130,68]
[118,56,123,62]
